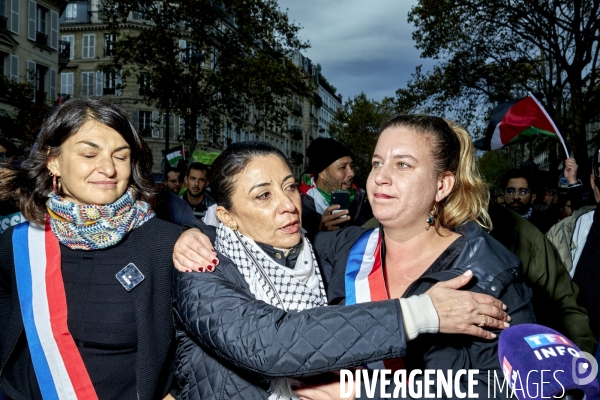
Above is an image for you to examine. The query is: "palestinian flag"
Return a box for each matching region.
[474,94,568,156]
[165,145,185,167]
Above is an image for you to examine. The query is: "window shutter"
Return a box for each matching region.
[27,0,36,41]
[61,72,73,96]
[9,55,19,82]
[50,10,58,49]
[62,35,74,60]
[80,72,88,95]
[89,35,95,58]
[151,111,159,138]
[132,110,139,131]
[82,34,88,58]
[95,71,103,95]
[49,68,56,99]
[27,60,36,85]
[10,0,19,34]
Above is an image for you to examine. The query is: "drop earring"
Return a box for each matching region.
[426,204,437,230]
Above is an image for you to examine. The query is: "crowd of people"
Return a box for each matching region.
[0,97,598,399]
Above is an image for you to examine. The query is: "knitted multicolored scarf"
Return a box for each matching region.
[46,187,155,250]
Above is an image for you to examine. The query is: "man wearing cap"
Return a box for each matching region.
[299,137,371,237]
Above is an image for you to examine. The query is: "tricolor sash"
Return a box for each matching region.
[13,220,98,400]
[346,228,405,371]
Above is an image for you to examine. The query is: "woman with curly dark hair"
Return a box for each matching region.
[0,98,178,399]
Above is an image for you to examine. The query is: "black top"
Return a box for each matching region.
[0,217,180,400]
[62,245,138,399]
[255,240,303,269]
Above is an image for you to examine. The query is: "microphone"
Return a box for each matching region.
[498,323,599,400]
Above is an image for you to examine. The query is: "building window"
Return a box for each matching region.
[104,33,116,57]
[82,34,95,58]
[138,111,153,136]
[61,35,74,60]
[64,2,76,22]
[81,71,94,96]
[104,71,116,95]
[60,72,73,96]
[36,4,46,34]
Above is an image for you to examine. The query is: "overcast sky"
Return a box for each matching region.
[277,0,435,103]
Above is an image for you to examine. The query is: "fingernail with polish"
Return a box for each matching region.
[207,265,214,272]
[212,259,219,265]
[211,249,217,254]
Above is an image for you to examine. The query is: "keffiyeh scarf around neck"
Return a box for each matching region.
[215,223,327,400]
[46,187,155,250]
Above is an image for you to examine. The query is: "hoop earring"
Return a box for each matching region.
[426,203,437,230]
[57,177,62,194]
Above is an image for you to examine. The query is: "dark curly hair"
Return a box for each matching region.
[0,97,158,224]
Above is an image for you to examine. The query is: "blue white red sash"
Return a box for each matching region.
[346,228,405,371]
[13,219,98,399]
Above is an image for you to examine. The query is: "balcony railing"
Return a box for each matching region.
[36,31,48,46]
[59,41,71,63]
[0,15,8,31]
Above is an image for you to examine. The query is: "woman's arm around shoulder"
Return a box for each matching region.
[172,254,407,379]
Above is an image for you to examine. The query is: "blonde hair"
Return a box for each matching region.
[379,115,492,232]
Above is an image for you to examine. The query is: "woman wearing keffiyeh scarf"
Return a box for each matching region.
[172,142,514,400]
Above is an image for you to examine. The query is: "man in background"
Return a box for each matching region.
[163,167,181,194]
[299,138,371,237]
[181,162,215,219]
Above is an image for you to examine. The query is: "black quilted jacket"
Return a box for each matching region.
[172,255,408,399]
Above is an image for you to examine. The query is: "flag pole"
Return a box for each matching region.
[528,93,570,158]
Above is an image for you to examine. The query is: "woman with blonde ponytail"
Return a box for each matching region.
[295,115,532,399]
[172,115,535,399]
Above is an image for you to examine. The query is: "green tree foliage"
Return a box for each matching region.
[477,150,513,194]
[398,0,600,174]
[329,93,396,187]
[101,0,313,150]
[0,76,50,152]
